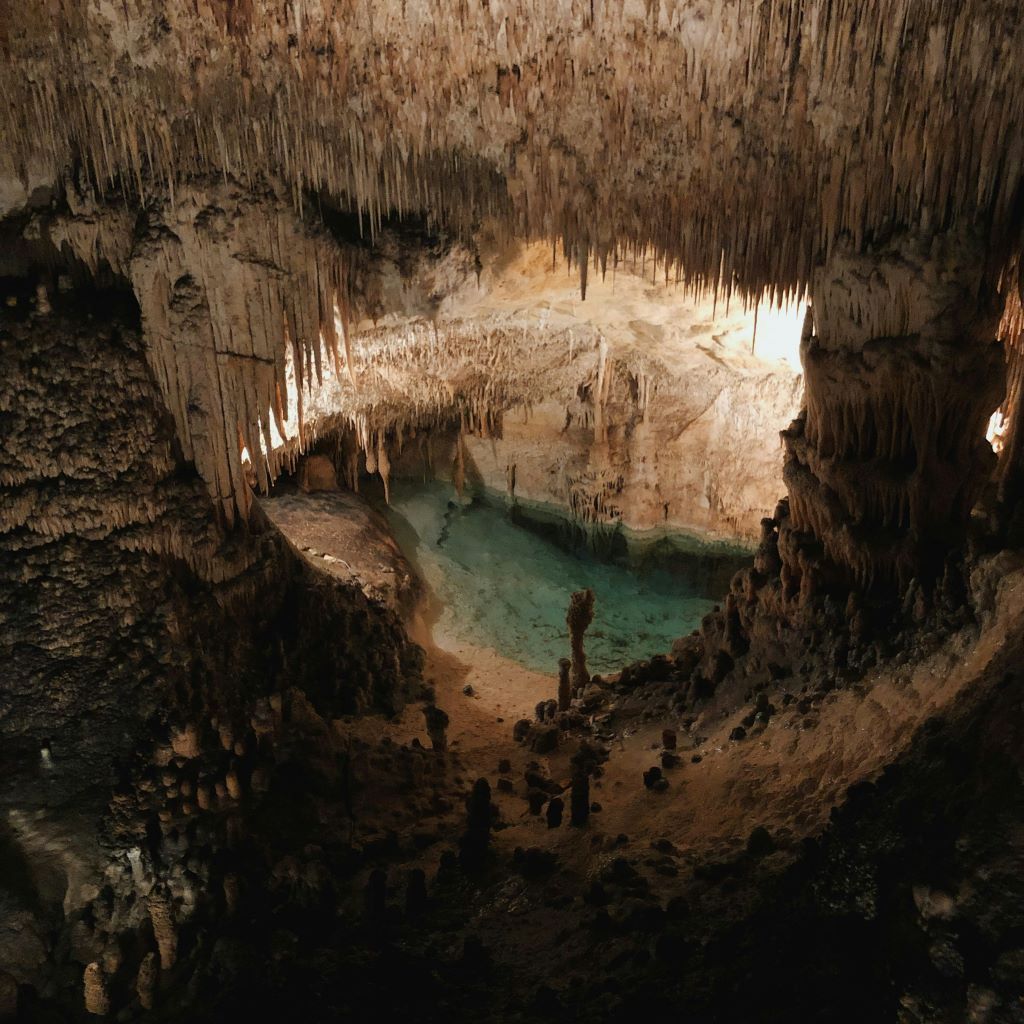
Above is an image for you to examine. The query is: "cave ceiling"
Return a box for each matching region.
[4,0,1022,293]
[2,0,1023,523]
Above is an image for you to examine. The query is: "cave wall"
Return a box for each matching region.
[457,355,801,541]
[0,288,421,1004]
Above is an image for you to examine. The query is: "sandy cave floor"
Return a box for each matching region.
[261,487,1024,916]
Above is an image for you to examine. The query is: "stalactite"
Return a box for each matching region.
[3,0,1021,309]
[377,433,392,504]
[783,230,1006,592]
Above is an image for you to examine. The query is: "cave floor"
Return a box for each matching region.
[264,486,1024,892]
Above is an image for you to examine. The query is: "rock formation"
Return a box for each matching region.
[1,2,1024,1021]
[557,658,572,713]
[567,589,596,693]
[782,231,1006,592]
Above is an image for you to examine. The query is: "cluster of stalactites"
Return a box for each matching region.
[993,269,1024,514]
[3,0,1023,307]
[50,184,356,526]
[782,234,1007,592]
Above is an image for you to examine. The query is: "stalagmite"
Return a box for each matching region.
[453,431,466,500]
[147,893,177,970]
[458,779,493,871]
[570,771,590,828]
[557,658,572,712]
[423,705,449,752]
[567,589,595,693]
[83,963,109,1016]
[136,953,158,1011]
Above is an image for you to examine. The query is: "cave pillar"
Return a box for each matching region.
[780,231,1005,595]
[994,289,1024,536]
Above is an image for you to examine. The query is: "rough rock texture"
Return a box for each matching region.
[50,183,355,525]
[0,289,421,1008]
[459,359,800,540]
[782,232,1006,591]
[3,1,1022,299]
[43,195,802,538]
[259,487,422,621]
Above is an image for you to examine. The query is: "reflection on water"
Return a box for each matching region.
[381,481,752,676]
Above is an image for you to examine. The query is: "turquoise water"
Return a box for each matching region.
[381,481,752,676]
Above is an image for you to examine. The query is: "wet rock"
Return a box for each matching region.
[729,726,747,741]
[642,767,663,790]
[462,684,475,696]
[661,728,677,749]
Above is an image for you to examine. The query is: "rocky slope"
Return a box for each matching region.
[0,286,422,1015]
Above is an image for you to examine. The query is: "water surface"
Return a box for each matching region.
[382,481,751,675]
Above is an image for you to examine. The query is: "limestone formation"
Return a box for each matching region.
[783,231,1006,591]
[147,893,177,971]
[570,772,590,828]
[83,963,109,1016]
[557,658,572,713]
[297,455,339,493]
[5,1,1022,305]
[2,4,1024,1022]
[423,705,450,753]
[567,590,596,693]
[136,953,158,1012]
[458,779,493,872]
[546,797,564,829]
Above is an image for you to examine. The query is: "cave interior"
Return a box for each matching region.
[3,2,1024,1022]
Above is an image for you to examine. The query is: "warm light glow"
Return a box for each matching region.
[751,298,806,373]
[988,410,1007,453]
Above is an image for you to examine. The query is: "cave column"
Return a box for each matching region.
[780,230,1005,595]
[993,289,1024,536]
